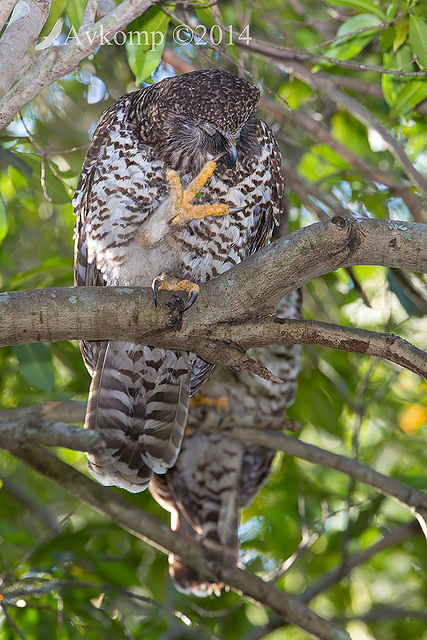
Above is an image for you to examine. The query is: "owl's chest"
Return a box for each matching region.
[105,200,249,287]
[85,152,265,286]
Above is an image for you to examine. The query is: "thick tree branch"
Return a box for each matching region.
[0,0,17,32]
[0,0,52,98]
[1,219,426,378]
[0,417,104,454]
[0,0,154,129]
[9,445,350,640]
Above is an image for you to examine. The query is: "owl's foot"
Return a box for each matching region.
[167,159,229,226]
[190,395,229,416]
[152,275,199,311]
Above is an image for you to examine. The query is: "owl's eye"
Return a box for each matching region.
[199,123,216,137]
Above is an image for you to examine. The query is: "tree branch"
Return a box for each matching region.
[226,427,427,537]
[1,219,426,377]
[0,0,154,129]
[0,417,104,454]
[235,39,427,198]
[0,0,17,33]
[240,522,422,640]
[9,444,350,640]
[0,0,52,98]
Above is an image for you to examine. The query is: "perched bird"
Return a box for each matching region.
[150,291,302,596]
[73,68,285,492]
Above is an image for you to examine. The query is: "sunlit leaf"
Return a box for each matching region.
[400,404,427,433]
[65,0,86,31]
[386,0,400,20]
[324,14,382,62]
[382,44,415,106]
[393,18,409,52]
[39,0,67,37]
[195,0,216,27]
[409,14,427,68]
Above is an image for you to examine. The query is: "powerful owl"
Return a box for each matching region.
[73,68,285,491]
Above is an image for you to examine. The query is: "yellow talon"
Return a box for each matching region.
[167,159,229,226]
[152,277,199,311]
[189,395,229,415]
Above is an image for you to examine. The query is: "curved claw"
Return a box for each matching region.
[211,150,228,163]
[183,287,199,311]
[152,276,199,312]
[152,276,162,306]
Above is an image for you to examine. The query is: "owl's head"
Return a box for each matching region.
[133,69,261,172]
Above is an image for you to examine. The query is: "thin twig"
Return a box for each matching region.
[0,603,26,640]
[300,521,420,603]
[236,35,427,77]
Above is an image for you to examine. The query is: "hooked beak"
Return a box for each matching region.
[223,142,238,168]
[212,139,238,168]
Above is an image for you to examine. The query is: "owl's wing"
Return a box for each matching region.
[246,120,285,254]
[73,95,192,492]
[74,162,106,373]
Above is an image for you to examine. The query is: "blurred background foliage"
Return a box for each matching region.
[0,0,426,638]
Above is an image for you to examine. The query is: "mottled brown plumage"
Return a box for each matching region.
[74,68,285,492]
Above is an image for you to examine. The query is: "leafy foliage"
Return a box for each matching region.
[0,1,426,639]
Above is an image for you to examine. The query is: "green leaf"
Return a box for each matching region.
[10,153,70,204]
[324,14,382,62]
[331,112,370,157]
[337,12,382,35]
[0,195,8,245]
[325,0,386,20]
[195,0,216,27]
[389,80,427,118]
[39,0,67,38]
[382,45,415,106]
[279,79,312,109]
[14,343,55,393]
[380,26,394,53]
[393,19,409,52]
[0,148,32,175]
[409,14,427,68]
[381,73,394,107]
[387,269,427,317]
[126,6,170,84]
[66,0,86,31]
[386,0,400,20]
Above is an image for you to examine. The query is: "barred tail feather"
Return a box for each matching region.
[154,431,242,597]
[85,341,191,492]
[169,512,239,598]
